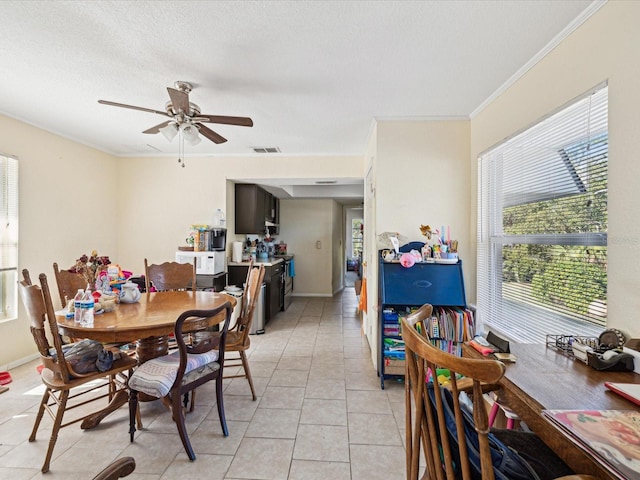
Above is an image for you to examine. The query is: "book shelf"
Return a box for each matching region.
[378,246,475,389]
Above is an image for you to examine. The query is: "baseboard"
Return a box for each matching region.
[0,352,40,372]
[291,292,333,298]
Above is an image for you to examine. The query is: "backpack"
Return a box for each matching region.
[427,383,541,480]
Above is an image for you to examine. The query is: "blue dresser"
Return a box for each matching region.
[378,251,472,389]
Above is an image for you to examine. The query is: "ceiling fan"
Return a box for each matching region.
[98,81,253,145]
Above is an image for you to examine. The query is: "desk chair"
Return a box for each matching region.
[128,302,233,461]
[53,261,87,307]
[144,258,196,292]
[19,270,137,473]
[92,457,136,480]
[402,304,597,480]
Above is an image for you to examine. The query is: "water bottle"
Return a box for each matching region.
[79,291,95,327]
[73,289,85,324]
[213,208,226,228]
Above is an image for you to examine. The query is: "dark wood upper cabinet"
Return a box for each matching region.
[235,183,279,234]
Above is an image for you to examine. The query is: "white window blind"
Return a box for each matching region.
[477,85,607,343]
[1,155,18,322]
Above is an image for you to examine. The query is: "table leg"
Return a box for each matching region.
[80,389,129,429]
[81,336,170,429]
[136,335,169,363]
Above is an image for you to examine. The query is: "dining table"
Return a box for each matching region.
[56,290,237,428]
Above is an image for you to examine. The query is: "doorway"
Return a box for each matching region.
[344,206,363,288]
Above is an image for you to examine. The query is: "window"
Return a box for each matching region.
[477,85,607,343]
[0,155,18,322]
[351,218,363,259]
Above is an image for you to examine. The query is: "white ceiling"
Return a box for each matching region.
[0,0,596,201]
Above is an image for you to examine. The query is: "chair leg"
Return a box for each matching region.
[239,350,257,401]
[129,389,138,442]
[41,389,69,473]
[488,401,500,428]
[29,387,51,442]
[173,392,196,460]
[215,374,229,437]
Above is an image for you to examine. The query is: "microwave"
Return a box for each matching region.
[175,251,225,275]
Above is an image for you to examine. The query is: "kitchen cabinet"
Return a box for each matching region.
[235,183,279,234]
[266,262,284,319]
[378,246,475,389]
[195,272,227,292]
[228,259,284,322]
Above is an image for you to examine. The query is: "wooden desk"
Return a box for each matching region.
[464,343,640,479]
[57,290,236,362]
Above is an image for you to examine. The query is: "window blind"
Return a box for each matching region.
[1,155,18,321]
[477,85,608,343]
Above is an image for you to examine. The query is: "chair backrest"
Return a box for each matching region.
[402,304,506,480]
[173,302,234,389]
[19,269,72,381]
[53,262,87,307]
[144,259,196,292]
[236,263,266,337]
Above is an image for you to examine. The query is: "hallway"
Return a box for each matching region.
[0,288,408,479]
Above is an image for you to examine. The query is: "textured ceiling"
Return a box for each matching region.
[0,0,596,160]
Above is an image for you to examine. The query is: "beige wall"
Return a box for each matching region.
[470,0,640,337]
[368,119,471,367]
[115,155,363,275]
[0,115,119,369]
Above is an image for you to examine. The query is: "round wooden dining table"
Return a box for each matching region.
[56,290,237,362]
[55,290,237,428]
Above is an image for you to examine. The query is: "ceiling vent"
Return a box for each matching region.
[253,147,281,153]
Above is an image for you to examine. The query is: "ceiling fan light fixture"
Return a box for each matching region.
[159,122,179,142]
[181,123,201,146]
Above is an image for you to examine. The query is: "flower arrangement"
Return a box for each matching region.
[69,250,111,289]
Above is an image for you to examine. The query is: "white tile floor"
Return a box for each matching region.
[0,289,409,479]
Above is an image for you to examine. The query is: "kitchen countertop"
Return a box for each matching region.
[228,257,284,267]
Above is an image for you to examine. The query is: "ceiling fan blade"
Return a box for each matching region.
[98,100,169,117]
[167,87,190,114]
[198,124,227,144]
[142,120,172,134]
[196,115,253,127]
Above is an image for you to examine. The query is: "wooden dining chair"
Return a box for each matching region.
[144,258,196,292]
[128,301,233,461]
[19,270,138,473]
[402,304,598,480]
[92,457,136,480]
[220,262,265,400]
[53,261,88,307]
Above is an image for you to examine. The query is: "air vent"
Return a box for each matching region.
[252,147,281,153]
[315,180,337,185]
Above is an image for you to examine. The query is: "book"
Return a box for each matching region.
[492,352,517,363]
[604,382,640,407]
[543,409,640,479]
